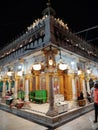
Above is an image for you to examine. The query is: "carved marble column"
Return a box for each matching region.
[87,80,90,94]
[8,80,11,91]
[24,75,29,101]
[46,74,58,117]
[71,74,77,107]
[14,77,19,99]
[82,79,87,98]
[72,76,77,100]
[2,79,6,97]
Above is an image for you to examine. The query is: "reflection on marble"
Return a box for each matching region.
[0,109,98,130]
[56,110,98,130]
[0,110,46,130]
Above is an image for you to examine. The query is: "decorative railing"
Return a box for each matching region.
[50,17,98,62]
[0,17,46,60]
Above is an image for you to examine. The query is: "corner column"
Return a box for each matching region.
[46,73,58,117]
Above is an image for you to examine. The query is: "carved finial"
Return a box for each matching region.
[46,0,51,9]
[42,0,56,16]
[48,0,50,3]
[47,0,51,6]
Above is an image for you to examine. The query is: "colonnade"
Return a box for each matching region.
[1,71,95,104]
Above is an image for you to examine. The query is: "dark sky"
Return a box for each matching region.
[0,0,98,49]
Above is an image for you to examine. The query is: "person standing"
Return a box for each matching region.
[86,92,92,103]
[93,81,98,123]
[90,82,94,101]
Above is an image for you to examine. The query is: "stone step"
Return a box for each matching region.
[0,102,94,129]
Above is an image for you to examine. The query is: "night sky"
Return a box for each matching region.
[0,0,98,49]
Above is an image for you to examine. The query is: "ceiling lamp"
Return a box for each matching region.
[33,64,41,71]
[17,71,23,76]
[78,70,82,75]
[18,64,22,71]
[58,50,68,70]
[48,46,54,66]
[32,59,41,71]
[48,56,53,66]
[7,71,13,76]
[87,68,91,74]
[59,63,68,70]
[7,67,13,76]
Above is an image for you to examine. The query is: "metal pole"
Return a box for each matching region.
[74,25,98,35]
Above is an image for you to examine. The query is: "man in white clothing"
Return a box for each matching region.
[91,87,94,101]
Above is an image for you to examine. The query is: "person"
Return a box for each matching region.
[77,91,84,100]
[80,91,84,99]
[93,81,98,123]
[7,90,13,96]
[90,82,94,102]
[10,98,24,109]
[86,92,92,103]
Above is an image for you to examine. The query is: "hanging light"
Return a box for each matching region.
[49,56,53,66]
[7,70,13,76]
[7,67,13,76]
[87,68,91,74]
[59,63,68,70]
[16,64,23,76]
[32,59,41,71]
[78,70,82,75]
[17,71,23,76]
[33,63,41,70]
[48,45,54,66]
[58,50,68,70]
[7,71,12,76]
[18,64,22,71]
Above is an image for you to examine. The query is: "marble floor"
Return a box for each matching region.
[0,110,47,130]
[0,109,98,130]
[56,110,98,130]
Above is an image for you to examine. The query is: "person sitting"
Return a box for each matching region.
[78,91,86,106]
[10,98,24,109]
[6,91,10,96]
[7,90,13,96]
[78,91,84,100]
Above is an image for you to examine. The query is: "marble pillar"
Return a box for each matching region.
[24,77,29,101]
[46,74,58,117]
[2,80,6,97]
[14,79,18,99]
